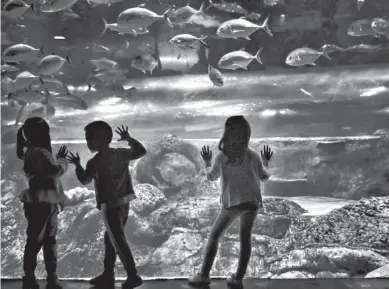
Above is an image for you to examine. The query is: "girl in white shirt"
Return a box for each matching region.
[188,115,273,288]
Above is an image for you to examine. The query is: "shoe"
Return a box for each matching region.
[188,273,211,287]
[89,272,115,287]
[121,274,143,289]
[46,273,62,289]
[22,275,40,289]
[226,274,243,288]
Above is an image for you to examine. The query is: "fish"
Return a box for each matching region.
[12,71,42,92]
[357,0,365,11]
[86,0,124,7]
[117,4,171,29]
[31,76,64,92]
[206,0,248,15]
[1,64,19,73]
[218,48,263,70]
[169,34,210,49]
[320,44,346,56]
[93,83,136,100]
[166,1,206,26]
[100,19,149,37]
[2,44,44,63]
[371,18,389,38]
[347,19,380,38]
[89,43,111,54]
[216,17,273,39]
[285,47,331,66]
[51,94,88,110]
[36,54,71,76]
[30,104,56,119]
[245,12,261,21]
[208,64,224,86]
[65,84,92,97]
[90,57,119,71]
[131,55,159,74]
[61,8,81,19]
[263,0,285,7]
[7,89,48,106]
[40,0,80,13]
[2,0,33,19]
[93,68,129,82]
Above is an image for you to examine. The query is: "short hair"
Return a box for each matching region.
[84,121,113,144]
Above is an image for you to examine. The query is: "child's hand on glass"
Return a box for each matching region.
[201,145,212,165]
[261,145,273,164]
[116,125,131,141]
[66,151,81,166]
[56,145,68,159]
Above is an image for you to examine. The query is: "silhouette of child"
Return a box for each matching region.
[16,117,69,289]
[66,121,147,289]
[188,115,273,288]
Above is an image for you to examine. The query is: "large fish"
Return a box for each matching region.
[169,34,210,49]
[7,89,48,106]
[2,0,33,19]
[2,44,44,63]
[218,48,263,70]
[39,0,80,13]
[208,64,224,86]
[7,71,42,92]
[285,47,331,66]
[166,1,206,26]
[117,4,171,29]
[100,19,149,37]
[347,19,380,37]
[36,54,71,76]
[207,0,248,15]
[131,55,159,75]
[90,57,119,71]
[371,18,389,38]
[217,17,273,39]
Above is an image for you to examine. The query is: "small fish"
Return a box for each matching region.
[40,0,80,13]
[166,2,205,26]
[13,71,41,91]
[208,64,224,86]
[93,68,129,82]
[7,89,48,105]
[100,19,149,37]
[371,18,389,38]
[357,0,365,11]
[131,55,159,75]
[320,44,346,56]
[218,48,263,70]
[263,0,285,7]
[217,17,273,39]
[52,94,88,110]
[65,84,92,97]
[2,0,32,19]
[347,19,380,38]
[117,4,171,29]
[1,64,19,73]
[30,104,56,119]
[31,76,64,92]
[90,57,119,71]
[207,0,248,15]
[61,8,80,19]
[2,44,44,63]
[86,0,124,7]
[285,47,331,66]
[169,34,210,49]
[90,43,110,54]
[36,54,71,76]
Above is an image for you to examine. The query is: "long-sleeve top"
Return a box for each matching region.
[206,148,270,209]
[20,147,68,204]
[74,144,146,210]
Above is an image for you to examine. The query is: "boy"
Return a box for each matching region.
[66,121,147,289]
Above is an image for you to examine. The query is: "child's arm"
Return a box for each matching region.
[75,160,94,185]
[115,125,147,160]
[34,148,68,178]
[257,153,270,182]
[204,150,221,182]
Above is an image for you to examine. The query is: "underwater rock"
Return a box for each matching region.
[315,270,349,278]
[157,153,197,187]
[365,264,389,278]
[131,183,167,216]
[262,197,308,216]
[64,186,95,206]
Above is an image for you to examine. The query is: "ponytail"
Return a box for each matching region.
[16,126,26,160]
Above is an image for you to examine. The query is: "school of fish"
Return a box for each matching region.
[1,0,387,126]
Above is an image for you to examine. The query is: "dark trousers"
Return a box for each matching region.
[23,202,59,278]
[101,203,138,277]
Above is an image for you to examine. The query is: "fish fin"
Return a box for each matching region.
[138,3,146,7]
[244,36,251,40]
[177,52,181,59]
[239,47,245,51]
[205,4,212,10]
[254,47,263,64]
[39,77,44,84]
[100,18,108,37]
[208,64,212,72]
[163,6,173,27]
[199,1,205,12]
[30,3,35,12]
[199,35,210,48]
[66,55,72,64]
[261,17,273,37]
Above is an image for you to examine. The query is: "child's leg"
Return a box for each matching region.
[200,208,239,276]
[102,231,117,276]
[23,203,52,278]
[235,209,257,279]
[102,204,138,277]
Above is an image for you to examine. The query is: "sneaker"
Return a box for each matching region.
[46,273,62,289]
[22,275,40,289]
[89,273,115,287]
[226,274,243,288]
[188,273,211,287]
[121,274,143,289]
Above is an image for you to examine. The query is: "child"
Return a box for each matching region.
[66,121,147,289]
[188,115,273,288]
[16,117,69,289]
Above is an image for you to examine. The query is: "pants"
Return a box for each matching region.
[101,203,138,277]
[23,202,59,278]
[200,203,258,278]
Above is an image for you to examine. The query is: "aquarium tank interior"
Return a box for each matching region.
[1,0,389,280]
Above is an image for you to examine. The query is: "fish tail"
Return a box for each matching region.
[199,1,206,12]
[66,54,72,64]
[87,83,92,92]
[39,77,44,84]
[163,7,174,27]
[199,36,210,48]
[99,18,108,38]
[261,17,273,37]
[254,47,263,64]
[30,3,35,12]
[39,44,45,56]
[320,48,332,60]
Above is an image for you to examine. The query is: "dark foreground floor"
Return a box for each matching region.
[2,278,389,289]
